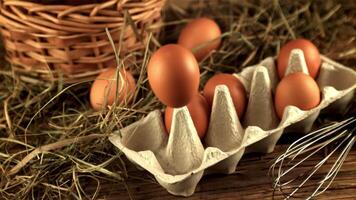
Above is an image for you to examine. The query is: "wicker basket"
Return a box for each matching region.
[0,0,165,83]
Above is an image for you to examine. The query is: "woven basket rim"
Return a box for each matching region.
[0,0,164,34]
[0,0,165,83]
[2,0,143,9]
[1,0,162,11]
[1,26,128,38]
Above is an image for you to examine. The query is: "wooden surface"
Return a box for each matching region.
[88,143,356,199]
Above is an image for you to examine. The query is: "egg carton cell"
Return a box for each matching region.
[109,50,356,197]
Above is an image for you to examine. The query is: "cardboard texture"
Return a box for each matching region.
[109,50,356,196]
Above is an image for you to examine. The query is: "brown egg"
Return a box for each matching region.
[147,44,200,108]
[90,68,136,111]
[165,93,210,139]
[203,73,247,118]
[178,18,221,61]
[275,72,320,119]
[277,39,321,79]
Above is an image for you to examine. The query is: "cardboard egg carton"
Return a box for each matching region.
[109,50,356,196]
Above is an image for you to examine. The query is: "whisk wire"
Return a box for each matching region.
[271,119,353,179]
[271,128,348,188]
[312,136,355,198]
[286,132,352,199]
[270,117,356,199]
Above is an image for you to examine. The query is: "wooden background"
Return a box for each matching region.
[89,140,356,199]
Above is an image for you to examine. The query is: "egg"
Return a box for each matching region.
[147,44,200,108]
[90,68,136,111]
[178,18,221,61]
[277,39,321,79]
[165,93,210,139]
[203,73,247,118]
[274,72,320,119]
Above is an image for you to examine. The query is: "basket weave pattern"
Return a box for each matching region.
[0,0,165,82]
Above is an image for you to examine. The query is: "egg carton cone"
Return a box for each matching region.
[242,66,281,153]
[109,50,356,197]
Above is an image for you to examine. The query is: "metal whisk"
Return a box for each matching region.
[270,117,356,199]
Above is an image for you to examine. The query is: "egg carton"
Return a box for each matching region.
[109,50,356,196]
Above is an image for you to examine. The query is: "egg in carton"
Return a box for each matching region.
[109,49,356,196]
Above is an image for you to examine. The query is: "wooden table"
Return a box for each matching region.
[91,143,356,199]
